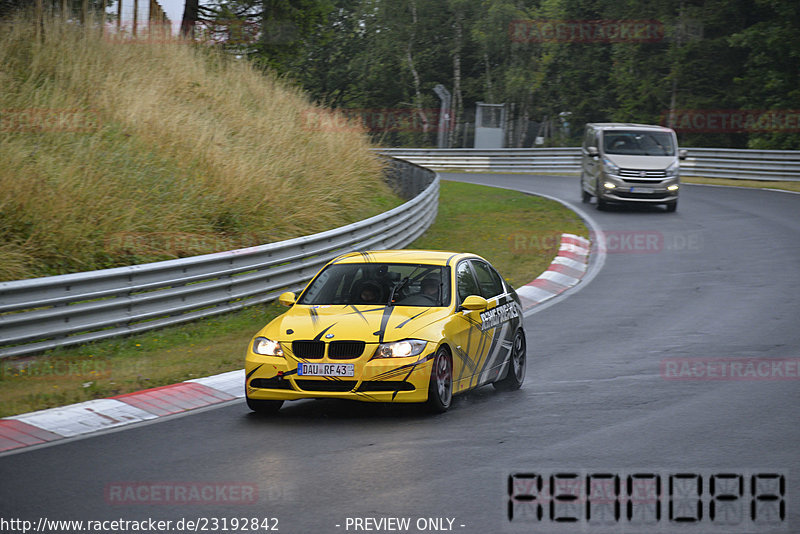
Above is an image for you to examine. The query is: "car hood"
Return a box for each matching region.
[260,304,452,344]
[605,154,676,170]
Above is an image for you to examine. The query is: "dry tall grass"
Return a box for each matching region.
[0,15,396,281]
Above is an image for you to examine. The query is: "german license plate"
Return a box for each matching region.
[630,187,654,193]
[297,363,354,377]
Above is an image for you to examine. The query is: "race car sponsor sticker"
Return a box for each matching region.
[479,301,519,331]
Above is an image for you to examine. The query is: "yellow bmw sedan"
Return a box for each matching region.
[245,250,526,414]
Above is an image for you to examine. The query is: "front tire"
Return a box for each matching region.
[665,200,678,212]
[596,180,607,210]
[493,329,526,391]
[246,397,284,414]
[580,175,591,203]
[426,347,453,413]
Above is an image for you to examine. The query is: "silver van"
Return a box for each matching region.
[580,123,686,212]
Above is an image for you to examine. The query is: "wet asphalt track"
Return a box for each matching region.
[1,173,799,534]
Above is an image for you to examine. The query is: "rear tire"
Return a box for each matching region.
[246,397,284,414]
[493,329,526,391]
[426,347,453,413]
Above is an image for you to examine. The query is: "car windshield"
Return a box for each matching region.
[298,263,451,307]
[602,130,676,156]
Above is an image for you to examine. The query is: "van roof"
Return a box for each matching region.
[587,122,674,132]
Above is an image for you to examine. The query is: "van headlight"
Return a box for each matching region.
[665,161,680,177]
[603,158,620,175]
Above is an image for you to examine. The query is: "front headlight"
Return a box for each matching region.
[375,339,428,358]
[603,158,620,175]
[603,181,617,189]
[252,337,284,357]
[667,184,680,191]
[665,161,680,177]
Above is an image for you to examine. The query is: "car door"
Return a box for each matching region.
[469,259,520,387]
[446,260,490,394]
[582,127,600,194]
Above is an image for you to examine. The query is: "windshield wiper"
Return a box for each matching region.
[388,277,410,306]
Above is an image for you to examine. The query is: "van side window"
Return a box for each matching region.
[583,128,596,149]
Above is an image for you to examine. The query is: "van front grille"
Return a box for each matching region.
[619,168,667,179]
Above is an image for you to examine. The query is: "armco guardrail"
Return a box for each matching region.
[378,148,582,174]
[0,158,437,359]
[378,147,800,181]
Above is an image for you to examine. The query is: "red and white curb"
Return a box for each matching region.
[517,233,591,310]
[0,370,245,453]
[0,233,590,454]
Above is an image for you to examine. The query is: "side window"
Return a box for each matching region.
[471,261,505,299]
[583,127,596,149]
[456,261,480,303]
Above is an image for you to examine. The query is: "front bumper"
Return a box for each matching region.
[599,174,679,203]
[245,345,435,403]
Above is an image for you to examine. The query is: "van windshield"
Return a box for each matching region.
[603,131,676,156]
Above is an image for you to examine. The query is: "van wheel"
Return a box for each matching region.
[666,200,677,212]
[595,181,607,210]
[580,175,591,203]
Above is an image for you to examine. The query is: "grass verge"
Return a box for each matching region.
[682,176,800,193]
[0,181,588,417]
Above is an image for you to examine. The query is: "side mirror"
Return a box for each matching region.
[278,292,296,307]
[678,149,688,160]
[460,295,488,311]
[587,146,599,158]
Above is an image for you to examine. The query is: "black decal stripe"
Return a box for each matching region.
[377,305,396,344]
[452,344,477,378]
[313,324,336,342]
[309,307,319,326]
[371,353,434,381]
[468,322,495,388]
[346,305,369,324]
[479,322,510,385]
[392,353,423,401]
[395,310,426,329]
[245,364,263,380]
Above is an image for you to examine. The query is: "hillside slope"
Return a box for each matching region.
[0,16,396,281]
